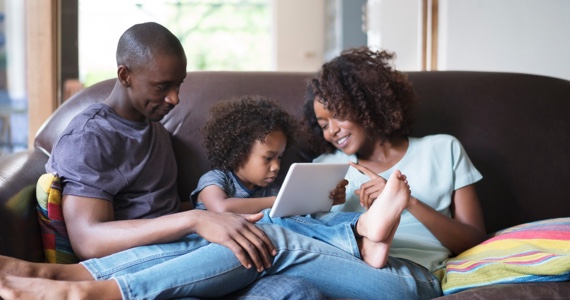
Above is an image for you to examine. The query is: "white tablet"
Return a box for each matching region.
[269,163,350,218]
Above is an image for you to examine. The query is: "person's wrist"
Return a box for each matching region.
[186,209,210,233]
[407,196,419,210]
[266,196,277,208]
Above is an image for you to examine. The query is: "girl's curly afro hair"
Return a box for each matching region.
[303,47,416,154]
[203,96,298,171]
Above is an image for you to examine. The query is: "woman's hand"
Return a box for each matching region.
[329,179,349,206]
[349,162,387,209]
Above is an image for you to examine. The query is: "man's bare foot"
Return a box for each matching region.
[0,255,92,281]
[0,273,81,300]
[0,256,37,278]
[0,273,121,300]
[356,170,410,243]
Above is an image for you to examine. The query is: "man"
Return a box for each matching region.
[48,21,275,270]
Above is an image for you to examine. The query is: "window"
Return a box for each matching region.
[0,0,27,154]
[79,0,271,87]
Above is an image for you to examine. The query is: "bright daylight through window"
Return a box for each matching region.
[79,0,271,87]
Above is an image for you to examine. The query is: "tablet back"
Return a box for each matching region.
[269,163,349,218]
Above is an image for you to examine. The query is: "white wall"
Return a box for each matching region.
[366,0,423,71]
[272,0,325,72]
[439,0,570,81]
[365,0,570,81]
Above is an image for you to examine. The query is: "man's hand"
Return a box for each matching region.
[192,210,276,272]
[329,179,349,206]
[349,162,387,209]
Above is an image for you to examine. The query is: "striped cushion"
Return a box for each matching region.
[36,173,78,264]
[441,217,570,295]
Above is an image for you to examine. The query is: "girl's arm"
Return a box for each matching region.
[197,185,276,214]
[406,184,487,255]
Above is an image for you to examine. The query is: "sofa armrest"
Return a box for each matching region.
[0,149,49,261]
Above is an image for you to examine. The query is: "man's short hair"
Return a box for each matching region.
[116,22,186,70]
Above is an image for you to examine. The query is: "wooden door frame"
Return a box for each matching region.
[421,0,438,71]
[26,0,59,148]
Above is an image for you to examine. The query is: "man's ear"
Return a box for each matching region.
[117,65,131,87]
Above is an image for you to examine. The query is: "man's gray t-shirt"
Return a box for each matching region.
[46,103,179,220]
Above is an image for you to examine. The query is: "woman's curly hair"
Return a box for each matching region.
[303,47,416,154]
[203,96,298,171]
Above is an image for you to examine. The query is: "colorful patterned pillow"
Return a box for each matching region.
[36,173,79,264]
[441,217,570,295]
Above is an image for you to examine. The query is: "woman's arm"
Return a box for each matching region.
[406,184,486,255]
[349,161,486,254]
[198,185,275,214]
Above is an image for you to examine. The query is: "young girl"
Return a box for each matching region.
[191,95,410,268]
[191,94,332,213]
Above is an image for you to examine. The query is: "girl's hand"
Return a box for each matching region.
[349,161,387,209]
[329,179,349,206]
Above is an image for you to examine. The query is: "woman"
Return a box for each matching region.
[303,47,487,294]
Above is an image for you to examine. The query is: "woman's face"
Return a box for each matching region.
[313,99,367,156]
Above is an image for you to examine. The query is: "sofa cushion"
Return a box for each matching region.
[435,281,570,300]
[36,173,78,263]
[441,217,570,295]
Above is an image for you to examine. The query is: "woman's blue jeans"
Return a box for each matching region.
[82,220,442,299]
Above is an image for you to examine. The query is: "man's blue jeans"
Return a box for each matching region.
[82,223,442,299]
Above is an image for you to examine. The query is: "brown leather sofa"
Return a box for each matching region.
[1,71,569,299]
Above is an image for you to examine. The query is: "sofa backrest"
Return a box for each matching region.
[35,71,570,233]
[408,71,570,232]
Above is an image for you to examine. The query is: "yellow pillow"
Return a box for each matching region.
[441,217,570,295]
[36,173,78,264]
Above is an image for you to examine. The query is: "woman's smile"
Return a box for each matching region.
[334,134,350,147]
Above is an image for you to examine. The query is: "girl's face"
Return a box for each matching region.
[313,99,367,156]
[234,130,287,190]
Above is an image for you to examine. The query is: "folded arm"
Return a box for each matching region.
[350,162,486,255]
[406,184,487,255]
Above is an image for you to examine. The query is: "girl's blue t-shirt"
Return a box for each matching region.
[190,169,278,208]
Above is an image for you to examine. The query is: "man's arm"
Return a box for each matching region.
[63,195,276,271]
